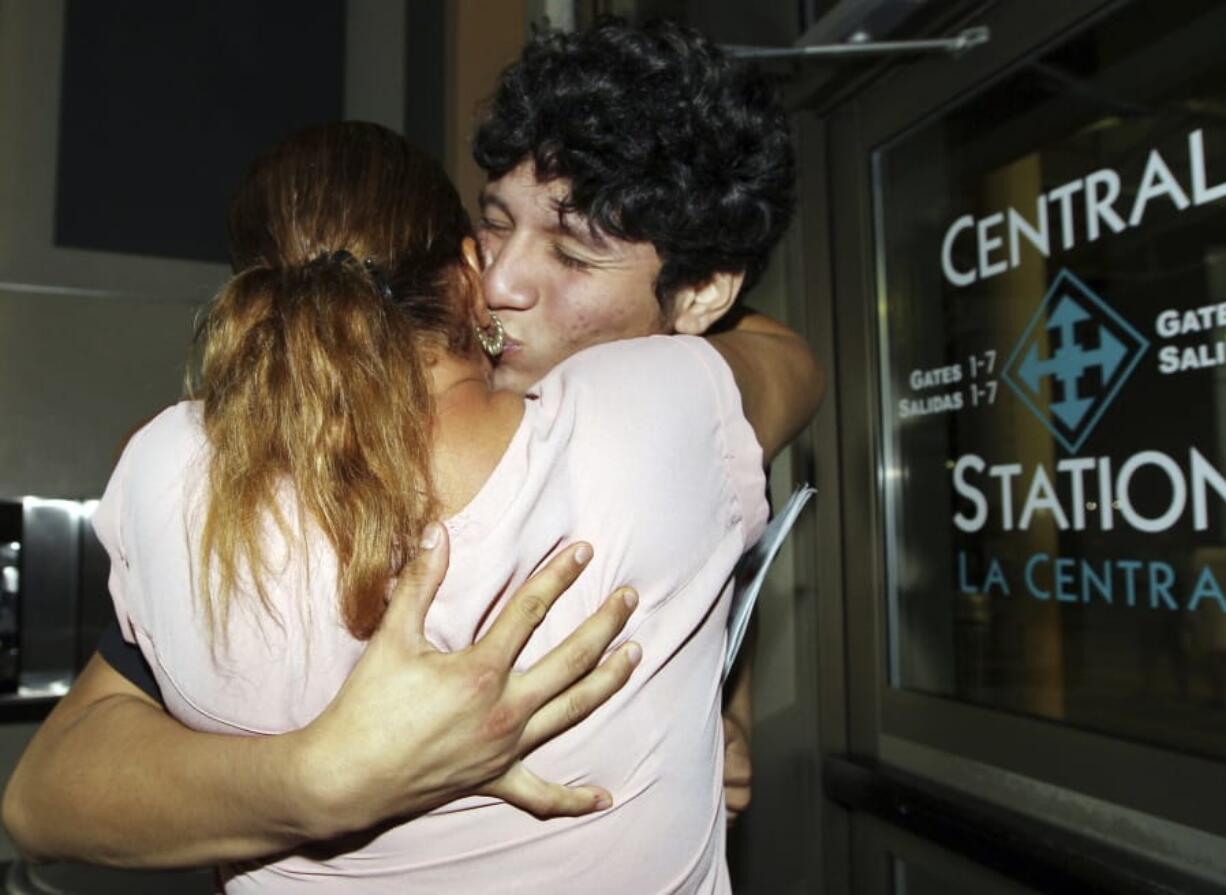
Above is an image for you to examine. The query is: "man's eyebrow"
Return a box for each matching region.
[478,190,508,216]
[551,202,610,251]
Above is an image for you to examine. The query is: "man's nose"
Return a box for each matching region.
[482,239,537,311]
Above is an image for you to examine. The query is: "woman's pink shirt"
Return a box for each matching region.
[94,335,768,893]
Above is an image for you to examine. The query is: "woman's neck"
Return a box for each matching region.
[427,348,525,518]
[428,348,493,401]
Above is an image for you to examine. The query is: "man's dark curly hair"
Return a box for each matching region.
[472,17,795,303]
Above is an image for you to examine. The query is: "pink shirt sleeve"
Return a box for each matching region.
[92,432,140,645]
[673,335,771,546]
[564,334,766,539]
[534,334,769,606]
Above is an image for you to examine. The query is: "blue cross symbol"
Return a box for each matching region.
[1002,268,1148,454]
[1015,295,1127,430]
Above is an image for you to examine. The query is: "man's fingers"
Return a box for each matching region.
[724,764,752,787]
[513,587,638,711]
[726,785,751,812]
[381,522,449,643]
[721,717,752,786]
[478,542,593,664]
[725,784,751,822]
[723,716,752,822]
[482,762,613,819]
[519,641,641,752]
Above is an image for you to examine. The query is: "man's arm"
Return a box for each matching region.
[2,528,640,868]
[706,310,823,463]
[4,654,318,867]
[722,624,755,821]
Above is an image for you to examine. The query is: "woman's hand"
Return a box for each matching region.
[298,524,642,835]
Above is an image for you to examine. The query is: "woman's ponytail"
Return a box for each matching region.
[193,249,439,641]
[192,122,473,642]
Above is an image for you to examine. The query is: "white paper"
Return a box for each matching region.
[722,484,817,683]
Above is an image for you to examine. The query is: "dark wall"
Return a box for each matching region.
[405,0,446,164]
[55,0,346,264]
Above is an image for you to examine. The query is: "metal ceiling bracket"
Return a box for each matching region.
[725,25,990,61]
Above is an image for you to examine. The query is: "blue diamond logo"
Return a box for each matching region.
[1001,269,1148,453]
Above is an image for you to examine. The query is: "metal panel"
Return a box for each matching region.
[18,498,79,694]
[850,810,1042,895]
[828,93,890,760]
[794,109,855,895]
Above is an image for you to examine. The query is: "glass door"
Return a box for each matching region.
[815,0,1226,886]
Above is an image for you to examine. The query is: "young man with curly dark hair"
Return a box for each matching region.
[471,17,797,824]
[3,17,806,878]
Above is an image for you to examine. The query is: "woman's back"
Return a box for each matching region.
[97,335,767,893]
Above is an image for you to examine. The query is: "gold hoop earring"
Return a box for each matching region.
[475,312,505,357]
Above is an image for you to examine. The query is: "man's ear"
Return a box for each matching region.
[668,270,746,335]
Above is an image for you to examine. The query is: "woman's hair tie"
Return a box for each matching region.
[306,248,356,269]
[363,256,395,301]
[302,249,393,301]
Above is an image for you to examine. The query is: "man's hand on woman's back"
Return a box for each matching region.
[299,523,643,834]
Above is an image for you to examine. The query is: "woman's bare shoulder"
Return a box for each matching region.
[431,387,525,517]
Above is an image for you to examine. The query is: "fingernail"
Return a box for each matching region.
[594,793,612,810]
[626,642,642,666]
[574,543,592,565]
[419,522,442,550]
[622,589,638,610]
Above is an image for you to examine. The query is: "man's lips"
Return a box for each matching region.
[499,335,522,358]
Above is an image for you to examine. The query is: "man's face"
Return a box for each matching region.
[477,161,668,393]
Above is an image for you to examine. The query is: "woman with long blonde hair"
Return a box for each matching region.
[91,121,818,892]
